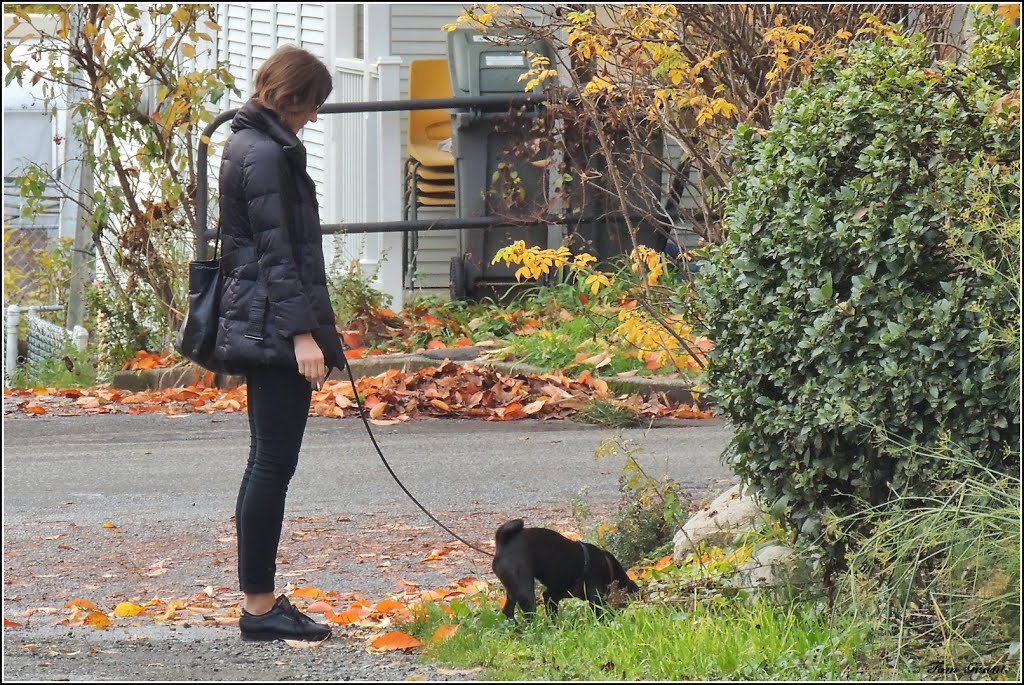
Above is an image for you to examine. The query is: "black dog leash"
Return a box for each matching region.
[341,358,495,558]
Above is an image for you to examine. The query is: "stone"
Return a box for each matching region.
[672,484,766,561]
[730,543,796,590]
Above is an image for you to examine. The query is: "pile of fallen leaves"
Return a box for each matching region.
[338,303,474,358]
[6,361,712,420]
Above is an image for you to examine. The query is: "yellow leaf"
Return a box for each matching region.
[996,4,1021,21]
[584,272,611,295]
[181,43,196,58]
[114,602,145,617]
[102,522,118,529]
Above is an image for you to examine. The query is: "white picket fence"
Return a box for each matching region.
[3,305,88,385]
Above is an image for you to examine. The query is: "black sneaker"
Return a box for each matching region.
[239,595,332,642]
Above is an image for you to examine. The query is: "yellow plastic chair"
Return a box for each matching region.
[416,193,456,207]
[416,180,456,195]
[415,165,455,182]
[408,59,455,168]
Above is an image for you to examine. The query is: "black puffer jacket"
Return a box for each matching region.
[213,100,345,373]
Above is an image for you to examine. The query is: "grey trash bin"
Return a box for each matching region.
[446,28,557,300]
[560,111,668,266]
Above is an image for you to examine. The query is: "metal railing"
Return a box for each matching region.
[195,93,549,260]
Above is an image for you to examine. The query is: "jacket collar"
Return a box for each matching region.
[231,100,307,168]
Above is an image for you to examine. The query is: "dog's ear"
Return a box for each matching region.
[607,553,640,594]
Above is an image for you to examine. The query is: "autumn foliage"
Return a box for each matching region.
[6,361,711,420]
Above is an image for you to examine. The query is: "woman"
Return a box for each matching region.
[214,45,345,642]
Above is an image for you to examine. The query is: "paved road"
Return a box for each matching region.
[2,412,734,680]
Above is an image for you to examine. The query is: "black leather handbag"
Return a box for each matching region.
[175,229,255,374]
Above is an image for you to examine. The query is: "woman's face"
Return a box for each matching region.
[283,108,318,134]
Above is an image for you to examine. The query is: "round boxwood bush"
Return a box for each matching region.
[698,33,1020,546]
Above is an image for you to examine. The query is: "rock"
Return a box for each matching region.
[672,484,766,561]
[729,543,796,591]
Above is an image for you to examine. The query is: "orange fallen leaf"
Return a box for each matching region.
[654,554,674,571]
[83,611,111,629]
[64,598,98,611]
[374,599,406,614]
[4,616,24,628]
[24,404,46,415]
[432,624,459,644]
[424,545,455,561]
[325,609,363,625]
[341,331,364,349]
[417,589,451,602]
[522,399,547,415]
[455,577,489,595]
[102,522,118,529]
[344,346,367,360]
[290,586,325,599]
[421,314,443,327]
[426,340,447,350]
[370,631,422,651]
[305,601,334,614]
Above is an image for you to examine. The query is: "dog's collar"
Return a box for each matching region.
[578,540,591,576]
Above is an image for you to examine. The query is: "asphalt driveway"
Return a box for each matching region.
[2,412,734,680]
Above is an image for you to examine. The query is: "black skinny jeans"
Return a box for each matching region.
[236,365,312,594]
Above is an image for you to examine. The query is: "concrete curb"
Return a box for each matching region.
[112,346,702,405]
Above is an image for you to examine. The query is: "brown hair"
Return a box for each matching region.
[252,45,332,116]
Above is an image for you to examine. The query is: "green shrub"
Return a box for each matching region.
[591,437,690,568]
[698,32,1020,545]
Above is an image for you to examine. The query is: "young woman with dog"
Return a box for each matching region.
[213,45,345,642]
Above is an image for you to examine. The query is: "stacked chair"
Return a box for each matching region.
[404,58,457,220]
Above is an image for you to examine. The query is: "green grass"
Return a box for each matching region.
[575,398,647,428]
[832,439,1021,680]
[408,595,906,680]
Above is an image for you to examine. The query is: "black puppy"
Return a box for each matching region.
[492,519,639,620]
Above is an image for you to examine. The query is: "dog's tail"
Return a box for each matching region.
[494,519,525,548]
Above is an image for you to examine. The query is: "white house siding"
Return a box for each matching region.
[209,3,336,266]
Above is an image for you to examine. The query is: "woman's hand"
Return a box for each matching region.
[293,332,326,388]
